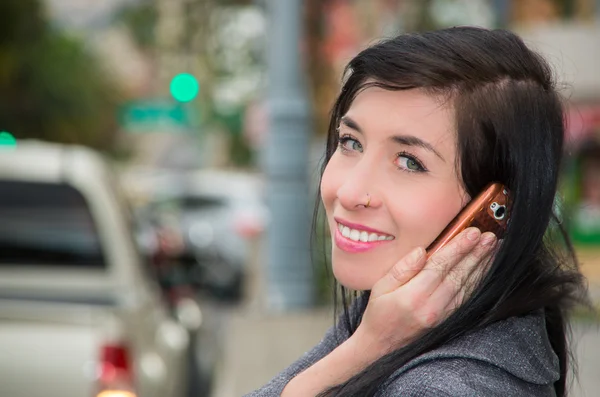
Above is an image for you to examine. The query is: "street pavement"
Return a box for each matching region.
[210,247,600,397]
[571,320,600,397]
[210,307,332,397]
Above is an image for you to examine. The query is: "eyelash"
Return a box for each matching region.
[396,151,427,173]
[337,133,428,173]
[338,134,361,153]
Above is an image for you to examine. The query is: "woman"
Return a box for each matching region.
[247,27,588,396]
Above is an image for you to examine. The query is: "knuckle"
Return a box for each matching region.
[389,263,406,282]
[447,241,461,257]
[430,241,473,271]
[454,238,474,256]
[395,298,408,311]
[471,243,490,259]
[426,256,445,273]
[394,299,408,314]
[402,295,419,311]
[420,311,439,328]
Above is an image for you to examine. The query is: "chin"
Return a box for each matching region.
[331,257,378,291]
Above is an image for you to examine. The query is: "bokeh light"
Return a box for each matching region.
[170,73,199,102]
[0,131,17,150]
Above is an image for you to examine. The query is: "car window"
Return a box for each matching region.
[180,195,227,211]
[150,195,227,215]
[0,180,106,268]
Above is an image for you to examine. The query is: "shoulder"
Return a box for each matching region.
[381,357,556,397]
[380,310,559,397]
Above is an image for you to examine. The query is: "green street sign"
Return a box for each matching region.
[119,99,199,133]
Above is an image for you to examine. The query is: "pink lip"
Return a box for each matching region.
[334,217,391,236]
[334,227,394,254]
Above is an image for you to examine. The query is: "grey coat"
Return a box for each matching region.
[245,311,559,396]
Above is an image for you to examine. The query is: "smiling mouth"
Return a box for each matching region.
[337,222,394,243]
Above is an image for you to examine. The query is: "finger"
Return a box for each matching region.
[371,246,426,299]
[401,227,482,298]
[423,235,496,321]
[451,238,496,304]
[438,250,495,322]
[437,232,497,297]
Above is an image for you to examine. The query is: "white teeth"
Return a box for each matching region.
[359,231,369,242]
[342,226,351,238]
[337,223,393,242]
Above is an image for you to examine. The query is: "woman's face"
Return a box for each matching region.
[321,87,468,290]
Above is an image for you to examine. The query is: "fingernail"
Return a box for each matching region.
[480,233,496,246]
[410,247,425,263]
[466,228,481,241]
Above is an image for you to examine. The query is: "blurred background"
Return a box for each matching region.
[1,0,600,396]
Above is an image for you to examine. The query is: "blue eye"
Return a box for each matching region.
[395,153,426,173]
[338,135,363,153]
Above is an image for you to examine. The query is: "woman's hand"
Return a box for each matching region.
[282,227,496,397]
[352,227,496,355]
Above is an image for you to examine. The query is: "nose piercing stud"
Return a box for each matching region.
[365,193,371,208]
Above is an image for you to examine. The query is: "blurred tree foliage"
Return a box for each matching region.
[114,1,158,51]
[115,0,260,168]
[303,0,437,138]
[0,0,122,150]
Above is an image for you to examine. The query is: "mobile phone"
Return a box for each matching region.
[425,182,511,259]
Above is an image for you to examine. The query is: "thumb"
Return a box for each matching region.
[371,246,426,299]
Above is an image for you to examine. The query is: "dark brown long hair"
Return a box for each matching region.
[313,27,589,396]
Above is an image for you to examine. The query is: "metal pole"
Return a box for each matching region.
[263,0,314,311]
[491,0,511,28]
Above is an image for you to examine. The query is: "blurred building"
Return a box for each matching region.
[40,0,600,171]
[506,0,600,143]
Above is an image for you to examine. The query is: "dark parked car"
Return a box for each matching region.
[124,168,267,302]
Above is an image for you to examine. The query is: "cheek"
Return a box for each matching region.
[320,157,341,211]
[390,186,464,245]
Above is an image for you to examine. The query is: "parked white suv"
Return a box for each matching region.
[0,141,191,397]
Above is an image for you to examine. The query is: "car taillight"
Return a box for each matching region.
[234,214,264,238]
[97,392,136,397]
[94,343,137,397]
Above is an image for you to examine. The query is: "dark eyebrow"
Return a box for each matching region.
[340,116,362,133]
[390,135,445,162]
[340,115,446,162]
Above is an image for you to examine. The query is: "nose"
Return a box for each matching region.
[336,161,381,210]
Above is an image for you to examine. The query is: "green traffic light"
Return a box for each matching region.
[0,131,17,150]
[170,73,199,102]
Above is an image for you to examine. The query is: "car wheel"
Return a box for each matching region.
[210,269,244,303]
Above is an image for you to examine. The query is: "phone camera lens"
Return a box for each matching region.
[494,205,506,220]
